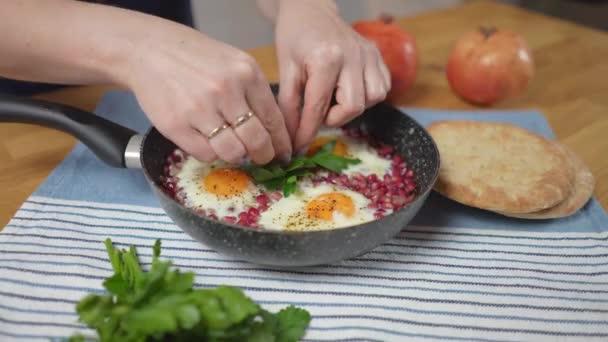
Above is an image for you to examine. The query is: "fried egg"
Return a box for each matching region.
[306,127,391,177]
[175,157,261,218]
[258,182,375,231]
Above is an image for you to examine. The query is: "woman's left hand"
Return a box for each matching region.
[270,0,390,152]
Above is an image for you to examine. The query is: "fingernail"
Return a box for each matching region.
[279,153,292,163]
[240,157,251,166]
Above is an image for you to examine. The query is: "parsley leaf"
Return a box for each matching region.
[311,153,360,173]
[276,306,312,342]
[70,239,311,342]
[317,140,337,155]
[246,140,361,197]
[283,175,298,197]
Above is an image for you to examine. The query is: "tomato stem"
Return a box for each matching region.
[379,13,394,24]
[479,26,498,39]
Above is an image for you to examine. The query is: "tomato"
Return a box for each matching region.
[353,15,418,100]
[446,27,534,105]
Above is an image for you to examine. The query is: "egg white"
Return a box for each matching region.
[314,128,391,177]
[175,157,261,218]
[258,182,375,232]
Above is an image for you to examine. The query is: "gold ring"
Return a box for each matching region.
[207,123,230,139]
[233,111,254,128]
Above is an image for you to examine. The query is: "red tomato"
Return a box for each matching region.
[446,27,534,105]
[353,15,418,100]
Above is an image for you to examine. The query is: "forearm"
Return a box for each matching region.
[0,0,167,87]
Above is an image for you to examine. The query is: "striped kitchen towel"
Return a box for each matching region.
[1,91,607,342]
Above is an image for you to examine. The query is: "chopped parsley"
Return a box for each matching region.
[246,141,361,197]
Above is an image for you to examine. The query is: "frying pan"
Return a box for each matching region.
[0,85,440,267]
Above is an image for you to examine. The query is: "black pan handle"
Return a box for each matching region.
[0,94,137,168]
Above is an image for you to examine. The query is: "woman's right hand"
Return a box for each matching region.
[122,20,292,165]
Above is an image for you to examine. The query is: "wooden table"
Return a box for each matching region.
[1,0,607,227]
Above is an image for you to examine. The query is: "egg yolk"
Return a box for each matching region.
[306,137,348,157]
[202,168,250,196]
[306,192,355,221]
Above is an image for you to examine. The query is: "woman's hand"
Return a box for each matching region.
[265,0,391,151]
[0,1,292,165]
[125,22,292,165]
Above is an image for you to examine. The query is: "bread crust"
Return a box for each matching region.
[498,143,594,219]
[428,120,575,213]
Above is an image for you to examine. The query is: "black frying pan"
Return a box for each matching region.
[0,86,440,267]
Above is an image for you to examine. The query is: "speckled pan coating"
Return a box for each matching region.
[141,98,440,267]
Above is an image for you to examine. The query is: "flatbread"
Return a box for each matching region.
[497,144,594,219]
[428,120,575,213]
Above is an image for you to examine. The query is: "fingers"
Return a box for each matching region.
[363,50,389,107]
[377,53,391,91]
[189,108,247,165]
[324,43,388,127]
[245,74,293,162]
[277,60,304,142]
[293,56,341,151]
[325,60,366,127]
[165,125,218,163]
[219,84,276,165]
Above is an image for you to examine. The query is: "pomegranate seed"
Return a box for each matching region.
[248,207,260,217]
[163,165,171,175]
[238,212,248,221]
[255,194,269,206]
[382,202,393,210]
[222,216,237,224]
[374,212,385,219]
[237,218,247,226]
[378,146,393,155]
[406,184,416,192]
[258,204,269,212]
[383,174,391,182]
[367,174,378,182]
[209,214,218,220]
[370,189,382,198]
[392,175,402,184]
[392,197,406,207]
[270,192,282,202]
[368,202,378,209]
[166,182,176,192]
[406,170,414,178]
[170,153,182,163]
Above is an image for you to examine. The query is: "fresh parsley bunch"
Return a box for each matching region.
[247,141,361,197]
[69,239,311,342]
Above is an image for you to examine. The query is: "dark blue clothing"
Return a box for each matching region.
[0,0,193,95]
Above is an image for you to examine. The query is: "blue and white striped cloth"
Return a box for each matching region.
[1,91,607,342]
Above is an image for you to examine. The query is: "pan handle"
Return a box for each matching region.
[0,94,138,168]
